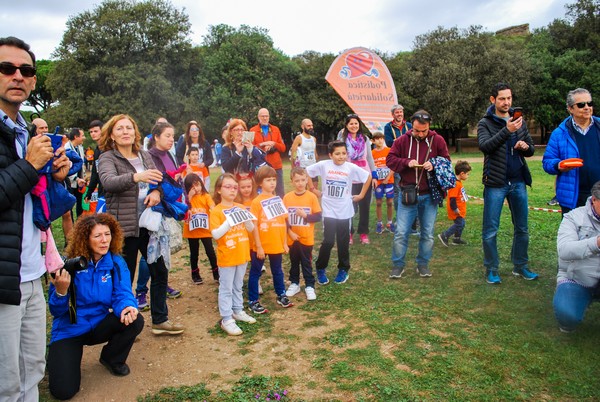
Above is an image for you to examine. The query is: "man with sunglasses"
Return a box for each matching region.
[478,82,538,285]
[386,110,450,278]
[0,36,69,401]
[543,88,599,215]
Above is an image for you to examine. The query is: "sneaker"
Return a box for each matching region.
[334,270,349,284]
[387,222,396,233]
[438,233,449,247]
[232,311,257,324]
[359,234,370,244]
[512,267,539,281]
[349,235,354,245]
[99,358,130,377]
[486,270,502,284]
[166,286,182,299]
[411,229,420,236]
[152,320,185,335]
[248,300,268,314]
[376,222,383,235]
[548,197,559,206]
[220,319,242,336]
[451,238,468,245]
[305,286,317,301]
[317,269,329,285]
[416,265,432,277]
[389,266,404,279]
[559,326,575,334]
[191,270,204,285]
[286,283,301,297]
[136,291,149,312]
[276,294,294,308]
[258,283,264,295]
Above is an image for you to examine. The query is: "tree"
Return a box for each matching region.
[27,59,55,113]
[45,0,198,132]
[191,24,301,140]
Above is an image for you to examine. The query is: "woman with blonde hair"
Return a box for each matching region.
[98,114,184,336]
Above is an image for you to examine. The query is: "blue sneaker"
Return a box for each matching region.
[512,267,538,281]
[376,221,383,235]
[334,270,349,284]
[486,270,502,284]
[387,222,396,233]
[317,269,329,285]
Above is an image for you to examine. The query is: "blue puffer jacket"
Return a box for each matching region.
[542,116,600,209]
[48,252,136,343]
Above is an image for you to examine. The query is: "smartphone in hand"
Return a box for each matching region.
[512,107,523,120]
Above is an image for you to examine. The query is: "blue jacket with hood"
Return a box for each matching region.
[543,116,600,209]
[48,252,136,343]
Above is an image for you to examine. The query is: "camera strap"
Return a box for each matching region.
[68,282,77,324]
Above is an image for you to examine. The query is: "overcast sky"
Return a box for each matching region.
[3,0,571,60]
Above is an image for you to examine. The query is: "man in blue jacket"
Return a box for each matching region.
[477,82,538,285]
[543,88,599,215]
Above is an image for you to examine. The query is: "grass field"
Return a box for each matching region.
[50,154,600,401]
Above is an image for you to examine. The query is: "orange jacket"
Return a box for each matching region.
[250,124,286,169]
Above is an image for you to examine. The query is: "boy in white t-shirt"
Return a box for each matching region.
[306,140,371,285]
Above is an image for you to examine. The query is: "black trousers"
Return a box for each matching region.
[188,237,218,272]
[47,313,144,400]
[289,241,315,287]
[351,182,372,235]
[316,217,351,272]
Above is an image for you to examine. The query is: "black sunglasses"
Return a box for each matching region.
[347,113,359,118]
[411,113,432,122]
[0,62,36,78]
[574,101,594,108]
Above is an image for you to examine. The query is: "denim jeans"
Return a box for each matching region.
[248,252,285,303]
[392,193,438,268]
[444,216,466,238]
[553,282,594,331]
[482,182,529,272]
[135,256,150,294]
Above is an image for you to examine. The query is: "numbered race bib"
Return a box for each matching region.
[223,206,256,227]
[288,207,310,227]
[376,167,390,181]
[90,190,99,203]
[189,212,209,231]
[461,187,469,202]
[325,179,346,199]
[303,151,315,161]
[260,196,288,221]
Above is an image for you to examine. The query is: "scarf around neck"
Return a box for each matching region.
[346,133,366,162]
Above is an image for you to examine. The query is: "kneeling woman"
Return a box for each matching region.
[47,213,143,400]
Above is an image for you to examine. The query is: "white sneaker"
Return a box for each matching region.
[220,319,242,336]
[258,283,264,295]
[286,283,301,297]
[305,286,317,301]
[232,310,257,324]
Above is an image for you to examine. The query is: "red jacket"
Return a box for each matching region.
[250,124,286,169]
[386,130,450,194]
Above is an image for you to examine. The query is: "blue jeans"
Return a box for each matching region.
[392,193,438,268]
[482,182,529,272]
[444,216,465,238]
[553,282,594,331]
[248,252,285,303]
[135,256,150,294]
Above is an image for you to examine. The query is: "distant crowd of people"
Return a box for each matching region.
[1,35,598,401]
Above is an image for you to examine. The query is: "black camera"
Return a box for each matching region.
[50,256,87,278]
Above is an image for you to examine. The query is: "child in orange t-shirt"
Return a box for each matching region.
[235,174,257,210]
[209,173,257,336]
[183,173,219,283]
[438,160,471,246]
[185,147,211,191]
[248,166,292,314]
[371,131,395,234]
[283,168,322,301]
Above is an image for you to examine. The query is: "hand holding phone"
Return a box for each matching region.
[512,107,523,120]
[242,131,254,143]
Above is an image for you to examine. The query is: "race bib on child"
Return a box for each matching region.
[260,196,287,220]
[461,187,468,202]
[375,167,390,181]
[287,207,310,227]
[303,151,315,161]
[325,179,346,198]
[90,190,98,203]
[188,212,209,231]
[223,206,256,226]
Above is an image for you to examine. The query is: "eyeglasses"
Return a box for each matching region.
[411,113,432,122]
[221,185,238,190]
[574,101,594,108]
[0,62,36,78]
[231,127,244,132]
[190,127,200,132]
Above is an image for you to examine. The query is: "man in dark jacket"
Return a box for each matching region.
[0,36,69,401]
[386,110,450,279]
[478,82,538,285]
[84,119,104,210]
